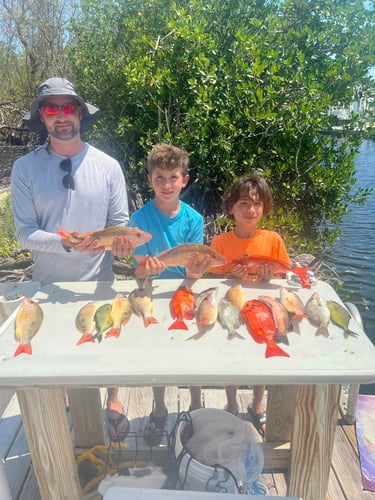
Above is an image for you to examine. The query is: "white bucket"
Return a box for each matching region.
[174,408,263,494]
[0,294,23,325]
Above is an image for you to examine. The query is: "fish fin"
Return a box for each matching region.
[344,330,359,339]
[144,317,158,327]
[14,343,32,357]
[185,311,195,320]
[77,333,95,345]
[293,312,308,319]
[168,319,188,330]
[105,328,121,338]
[265,342,290,358]
[275,333,289,345]
[315,326,329,337]
[56,225,72,239]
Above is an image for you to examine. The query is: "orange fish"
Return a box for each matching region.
[241,299,290,358]
[230,255,290,278]
[57,225,152,250]
[288,267,317,289]
[14,297,43,356]
[168,286,195,330]
[134,243,226,274]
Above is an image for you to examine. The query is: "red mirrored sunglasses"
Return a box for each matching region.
[41,102,79,116]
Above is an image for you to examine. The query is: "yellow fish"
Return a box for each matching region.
[129,287,158,327]
[75,301,98,345]
[225,284,245,310]
[14,297,43,356]
[106,293,133,338]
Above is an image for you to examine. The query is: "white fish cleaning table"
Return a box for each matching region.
[0,278,374,500]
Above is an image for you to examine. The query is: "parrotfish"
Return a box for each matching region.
[93,303,113,342]
[326,300,359,339]
[241,299,290,358]
[168,286,195,330]
[105,293,133,338]
[14,297,43,356]
[57,225,152,250]
[75,301,98,345]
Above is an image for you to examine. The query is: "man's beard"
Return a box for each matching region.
[47,121,80,141]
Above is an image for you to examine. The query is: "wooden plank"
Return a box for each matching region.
[68,388,106,448]
[266,385,296,442]
[17,388,81,500]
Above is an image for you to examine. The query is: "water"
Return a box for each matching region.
[327,139,375,394]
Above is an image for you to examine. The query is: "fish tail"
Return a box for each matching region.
[77,333,95,345]
[275,332,289,345]
[105,328,121,338]
[344,329,359,339]
[265,342,290,358]
[56,225,72,239]
[144,316,158,327]
[315,325,329,337]
[14,343,32,357]
[168,319,188,330]
[134,256,148,275]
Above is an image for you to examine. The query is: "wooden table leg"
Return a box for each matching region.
[67,388,106,448]
[17,387,82,500]
[266,385,297,442]
[288,384,340,500]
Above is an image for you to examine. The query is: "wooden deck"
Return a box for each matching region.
[0,386,374,499]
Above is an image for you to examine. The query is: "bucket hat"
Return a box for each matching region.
[23,77,100,135]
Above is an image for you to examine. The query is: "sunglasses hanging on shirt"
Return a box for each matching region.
[60,158,75,190]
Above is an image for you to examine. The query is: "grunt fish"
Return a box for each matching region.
[75,301,98,345]
[134,243,226,274]
[258,295,290,344]
[279,287,307,319]
[225,284,245,310]
[326,300,359,339]
[168,286,195,330]
[230,255,290,277]
[218,298,243,340]
[57,225,152,250]
[195,287,218,328]
[93,303,113,342]
[129,286,158,327]
[241,299,290,358]
[106,293,133,338]
[14,297,43,356]
[305,292,331,337]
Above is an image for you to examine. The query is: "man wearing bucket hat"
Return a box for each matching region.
[11,77,133,442]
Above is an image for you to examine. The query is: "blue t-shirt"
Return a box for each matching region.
[129,200,203,278]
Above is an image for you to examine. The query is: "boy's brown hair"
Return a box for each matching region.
[222,171,273,219]
[147,143,190,176]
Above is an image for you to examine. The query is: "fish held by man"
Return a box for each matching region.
[129,286,158,327]
[279,287,307,319]
[258,295,290,344]
[93,303,113,342]
[305,292,331,337]
[225,284,246,310]
[195,287,219,328]
[168,286,195,330]
[230,255,290,276]
[57,225,152,250]
[326,300,359,339]
[241,299,290,358]
[218,298,244,340]
[75,301,98,345]
[105,293,133,338]
[14,297,44,356]
[134,243,226,274]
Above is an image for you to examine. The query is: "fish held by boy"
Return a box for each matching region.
[241,299,290,358]
[129,286,158,328]
[305,292,331,337]
[14,297,44,356]
[258,295,290,344]
[105,293,133,338]
[230,255,290,277]
[195,287,219,328]
[218,298,244,340]
[75,301,98,345]
[326,300,359,339]
[93,303,113,342]
[168,286,195,330]
[134,243,226,274]
[57,225,152,250]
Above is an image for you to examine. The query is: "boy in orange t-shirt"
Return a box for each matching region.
[209,172,290,437]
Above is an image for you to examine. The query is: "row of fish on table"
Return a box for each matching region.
[11,277,359,359]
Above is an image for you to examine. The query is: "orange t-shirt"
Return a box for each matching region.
[209,229,290,276]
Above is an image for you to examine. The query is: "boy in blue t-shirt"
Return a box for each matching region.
[130,143,212,446]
